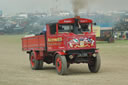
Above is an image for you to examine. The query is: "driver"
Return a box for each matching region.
[73,16,82,34]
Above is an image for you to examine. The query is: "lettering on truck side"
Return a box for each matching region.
[48,37,62,42]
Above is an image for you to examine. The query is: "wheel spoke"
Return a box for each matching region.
[56,58,62,72]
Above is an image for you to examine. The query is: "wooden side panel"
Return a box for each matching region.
[22,35,45,51]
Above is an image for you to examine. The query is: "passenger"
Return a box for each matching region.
[40,25,46,35]
[43,25,46,34]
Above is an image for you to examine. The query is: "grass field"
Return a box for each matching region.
[0,35,128,85]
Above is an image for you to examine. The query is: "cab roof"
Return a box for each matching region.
[47,18,93,25]
[58,18,93,24]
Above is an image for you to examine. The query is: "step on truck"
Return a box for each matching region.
[22,16,101,75]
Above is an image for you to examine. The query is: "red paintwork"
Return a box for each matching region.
[55,51,67,56]
[22,35,45,51]
[58,18,92,24]
[22,17,96,59]
[46,33,96,51]
[95,49,99,53]
[31,54,35,67]
[56,57,62,72]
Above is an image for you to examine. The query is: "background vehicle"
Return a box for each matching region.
[97,27,114,43]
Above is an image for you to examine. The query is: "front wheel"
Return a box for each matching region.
[88,53,101,73]
[55,54,67,75]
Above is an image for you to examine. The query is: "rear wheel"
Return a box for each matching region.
[30,52,43,70]
[88,53,101,73]
[55,54,67,75]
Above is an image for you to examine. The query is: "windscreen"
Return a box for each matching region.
[58,23,91,33]
[80,23,91,32]
[58,24,73,33]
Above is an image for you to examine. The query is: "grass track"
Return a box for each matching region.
[0,35,128,85]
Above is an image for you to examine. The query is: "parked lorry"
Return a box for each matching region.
[97,27,114,43]
[22,16,101,75]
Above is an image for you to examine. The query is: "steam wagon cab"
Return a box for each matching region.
[22,17,101,75]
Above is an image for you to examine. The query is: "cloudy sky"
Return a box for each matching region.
[0,0,128,15]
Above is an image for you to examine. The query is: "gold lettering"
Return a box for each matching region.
[48,37,62,42]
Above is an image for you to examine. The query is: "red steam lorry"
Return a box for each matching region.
[22,16,101,75]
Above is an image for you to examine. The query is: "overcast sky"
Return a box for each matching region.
[0,0,128,15]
